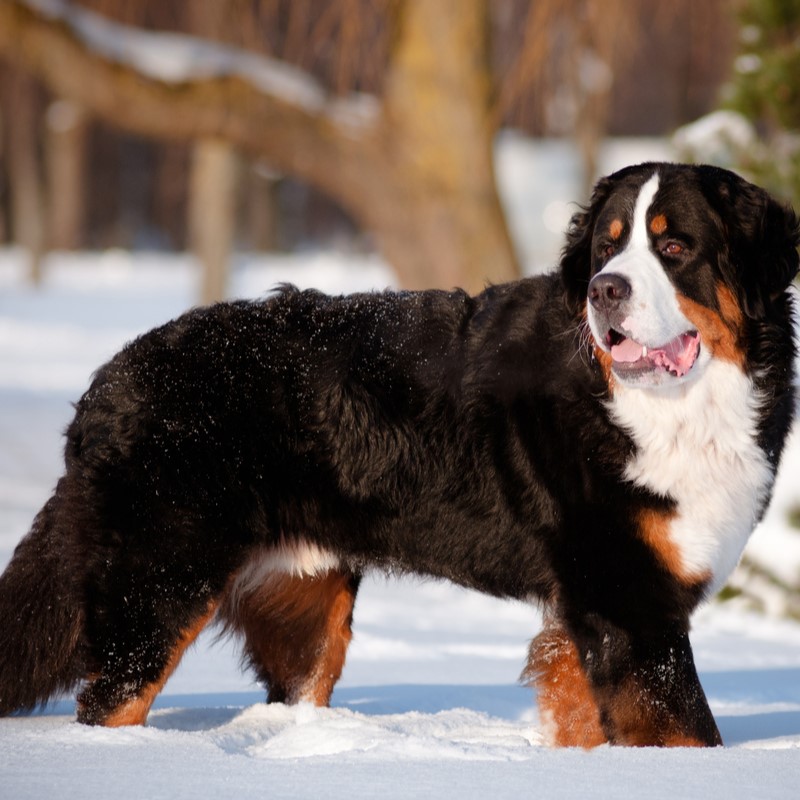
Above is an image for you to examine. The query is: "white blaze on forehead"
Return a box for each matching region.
[589,170,693,349]
[630,173,660,248]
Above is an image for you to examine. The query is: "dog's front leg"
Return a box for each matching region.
[524,611,608,747]
[566,612,722,747]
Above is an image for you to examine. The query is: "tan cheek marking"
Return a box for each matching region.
[716,282,745,328]
[581,305,615,392]
[594,345,614,391]
[524,623,607,748]
[677,284,745,368]
[609,219,624,240]
[650,214,668,235]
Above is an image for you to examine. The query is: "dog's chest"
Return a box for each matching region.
[608,359,773,595]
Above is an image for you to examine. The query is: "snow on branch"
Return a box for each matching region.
[19,0,378,128]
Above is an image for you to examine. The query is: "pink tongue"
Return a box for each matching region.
[659,333,700,375]
[610,337,645,363]
[610,333,699,376]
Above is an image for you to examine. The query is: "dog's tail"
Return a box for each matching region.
[0,488,85,715]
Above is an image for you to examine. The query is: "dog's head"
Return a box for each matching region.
[562,163,799,389]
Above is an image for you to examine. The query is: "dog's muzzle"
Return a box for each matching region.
[587,272,700,382]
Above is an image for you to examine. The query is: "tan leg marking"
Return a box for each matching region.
[601,676,718,747]
[221,569,358,705]
[100,602,218,727]
[524,620,606,748]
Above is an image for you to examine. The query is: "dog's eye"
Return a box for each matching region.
[601,243,616,258]
[663,242,684,256]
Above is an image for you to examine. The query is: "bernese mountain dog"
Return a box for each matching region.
[0,163,797,747]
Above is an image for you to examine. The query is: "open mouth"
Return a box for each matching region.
[605,329,700,379]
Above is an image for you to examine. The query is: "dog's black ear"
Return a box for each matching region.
[561,176,614,312]
[718,176,800,319]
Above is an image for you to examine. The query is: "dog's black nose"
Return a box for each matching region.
[588,273,632,310]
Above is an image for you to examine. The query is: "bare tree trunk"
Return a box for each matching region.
[0,106,5,244]
[370,0,519,292]
[186,2,236,302]
[245,163,282,252]
[6,68,45,284]
[45,99,87,250]
[188,139,238,304]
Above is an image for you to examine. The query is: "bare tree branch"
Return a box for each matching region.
[0,0,380,211]
[0,0,520,292]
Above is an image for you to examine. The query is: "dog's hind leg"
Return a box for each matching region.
[220,569,360,705]
[76,598,218,726]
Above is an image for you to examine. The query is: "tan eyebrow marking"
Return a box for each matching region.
[609,219,624,240]
[650,214,667,235]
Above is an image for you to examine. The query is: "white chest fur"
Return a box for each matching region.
[608,358,773,596]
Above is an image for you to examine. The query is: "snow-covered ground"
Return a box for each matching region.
[1,245,799,799]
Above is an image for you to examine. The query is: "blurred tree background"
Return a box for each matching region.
[674,0,800,214]
[726,0,800,205]
[0,0,733,299]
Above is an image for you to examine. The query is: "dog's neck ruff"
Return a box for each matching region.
[609,357,773,596]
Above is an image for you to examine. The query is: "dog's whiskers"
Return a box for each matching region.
[559,317,595,368]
